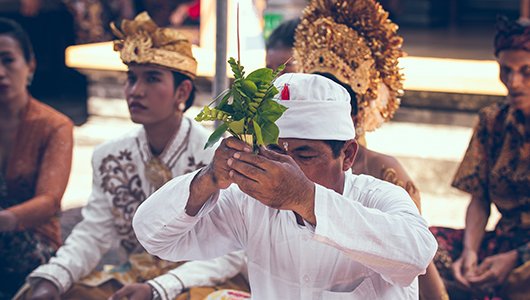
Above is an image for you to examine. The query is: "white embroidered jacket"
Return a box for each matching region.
[29,117,246,299]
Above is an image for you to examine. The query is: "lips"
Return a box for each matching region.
[510,92,524,98]
[128,102,147,111]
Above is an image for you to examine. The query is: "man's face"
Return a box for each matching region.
[124,64,182,125]
[266,47,297,75]
[498,49,530,116]
[268,138,354,193]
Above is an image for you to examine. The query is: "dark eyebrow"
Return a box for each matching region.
[291,145,317,152]
[145,70,164,76]
[0,51,13,56]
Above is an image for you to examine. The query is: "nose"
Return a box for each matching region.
[0,64,6,78]
[507,71,523,90]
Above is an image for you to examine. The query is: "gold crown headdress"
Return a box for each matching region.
[111,12,197,79]
[294,0,404,134]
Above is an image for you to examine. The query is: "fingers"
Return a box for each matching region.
[259,146,291,162]
[232,152,270,171]
[475,259,492,276]
[29,280,60,300]
[228,156,265,182]
[467,269,496,286]
[109,286,130,300]
[229,168,258,187]
[462,259,477,276]
[452,260,470,287]
[224,137,253,152]
[210,138,252,188]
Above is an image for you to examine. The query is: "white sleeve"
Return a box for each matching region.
[28,153,118,293]
[133,170,247,263]
[147,251,246,300]
[311,182,437,287]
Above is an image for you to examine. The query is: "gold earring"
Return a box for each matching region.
[27,73,34,86]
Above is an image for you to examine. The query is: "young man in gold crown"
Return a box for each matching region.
[16,12,248,300]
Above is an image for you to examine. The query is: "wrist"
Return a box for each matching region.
[516,243,529,266]
[462,246,479,255]
[505,249,519,267]
[293,181,316,225]
[147,283,161,300]
[0,210,18,231]
[186,167,218,216]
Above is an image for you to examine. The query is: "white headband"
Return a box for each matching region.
[273,73,356,141]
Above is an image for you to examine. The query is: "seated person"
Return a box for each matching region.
[19,12,248,300]
[430,16,530,300]
[133,73,438,299]
[265,18,299,75]
[0,17,74,299]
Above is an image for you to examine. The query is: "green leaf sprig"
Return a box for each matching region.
[195,58,287,151]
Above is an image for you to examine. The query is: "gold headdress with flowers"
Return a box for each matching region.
[111,12,197,79]
[294,0,404,136]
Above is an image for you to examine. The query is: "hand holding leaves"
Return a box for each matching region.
[195,58,287,151]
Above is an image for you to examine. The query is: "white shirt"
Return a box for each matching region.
[133,170,438,299]
[29,117,246,300]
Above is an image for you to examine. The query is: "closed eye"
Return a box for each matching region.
[267,144,287,155]
[293,151,320,161]
[296,155,318,161]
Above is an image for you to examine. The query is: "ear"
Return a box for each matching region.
[173,79,193,107]
[28,56,36,75]
[342,139,358,171]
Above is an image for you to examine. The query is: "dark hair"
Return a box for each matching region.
[323,140,346,158]
[494,15,530,56]
[314,72,358,116]
[0,18,34,62]
[172,71,196,111]
[266,18,300,50]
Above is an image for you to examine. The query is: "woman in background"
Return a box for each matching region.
[0,17,74,298]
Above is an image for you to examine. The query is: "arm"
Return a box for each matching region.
[7,122,73,230]
[462,195,490,255]
[311,181,437,287]
[133,169,247,263]
[226,146,435,286]
[186,137,251,216]
[377,155,421,212]
[28,152,118,294]
[223,146,436,285]
[133,138,252,262]
[463,199,525,289]
[147,251,246,300]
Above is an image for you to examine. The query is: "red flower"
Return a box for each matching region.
[281,84,290,100]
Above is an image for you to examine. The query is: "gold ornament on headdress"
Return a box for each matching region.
[111,12,197,78]
[294,0,404,134]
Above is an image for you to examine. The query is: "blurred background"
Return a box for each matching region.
[3,0,524,228]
